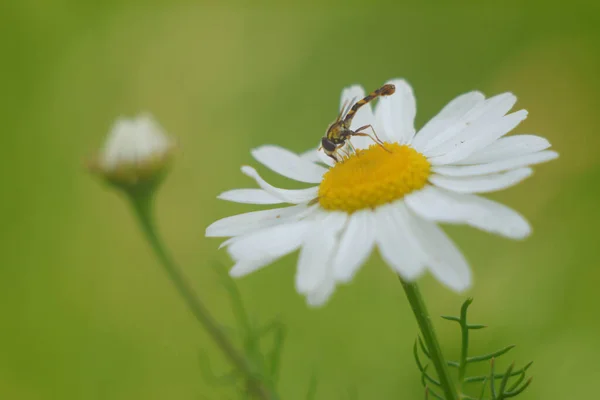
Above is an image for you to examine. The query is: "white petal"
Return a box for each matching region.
[373,97,393,143]
[410,217,471,292]
[216,205,319,251]
[432,150,558,177]
[300,147,335,167]
[218,189,283,205]
[241,166,319,204]
[374,203,426,280]
[300,146,328,165]
[332,209,376,283]
[427,110,528,165]
[405,186,531,239]
[227,220,311,263]
[429,168,533,193]
[412,91,485,152]
[375,79,416,144]
[421,93,517,155]
[251,145,328,184]
[306,277,336,307]
[428,91,487,121]
[295,212,347,294]
[206,204,309,237]
[455,135,552,165]
[339,84,375,149]
[230,259,269,277]
[299,147,320,162]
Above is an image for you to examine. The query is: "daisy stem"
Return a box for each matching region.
[400,278,459,400]
[129,191,277,400]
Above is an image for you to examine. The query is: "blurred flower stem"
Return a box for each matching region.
[400,278,459,400]
[130,191,276,400]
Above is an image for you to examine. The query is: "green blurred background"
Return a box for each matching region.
[2,1,599,399]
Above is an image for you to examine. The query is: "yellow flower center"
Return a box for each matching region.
[318,143,430,213]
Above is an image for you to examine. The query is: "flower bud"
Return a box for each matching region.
[90,113,175,193]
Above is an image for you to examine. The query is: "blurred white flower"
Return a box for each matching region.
[91,113,174,188]
[206,79,558,307]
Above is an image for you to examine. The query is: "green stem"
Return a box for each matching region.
[400,278,459,400]
[129,192,276,400]
[457,301,471,392]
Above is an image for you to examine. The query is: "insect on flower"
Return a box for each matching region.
[321,83,396,162]
[206,78,559,307]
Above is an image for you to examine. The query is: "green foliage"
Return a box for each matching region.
[416,299,533,400]
[196,265,289,398]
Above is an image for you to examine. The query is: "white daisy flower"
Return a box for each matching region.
[91,113,175,188]
[206,79,558,307]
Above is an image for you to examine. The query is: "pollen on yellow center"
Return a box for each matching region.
[318,143,431,213]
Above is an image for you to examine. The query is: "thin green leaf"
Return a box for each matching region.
[489,358,497,400]
[424,384,444,400]
[497,362,515,396]
[414,341,441,387]
[213,264,253,336]
[464,362,533,383]
[467,324,487,330]
[214,263,265,371]
[306,372,318,400]
[441,315,461,323]
[266,320,286,386]
[198,351,239,387]
[460,298,474,318]
[467,345,516,363]
[503,378,533,398]
[478,377,488,400]
[418,336,431,359]
[420,366,444,400]
[507,371,526,392]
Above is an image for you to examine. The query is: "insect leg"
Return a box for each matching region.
[355,124,386,145]
[351,132,391,153]
[345,139,357,155]
[338,147,351,159]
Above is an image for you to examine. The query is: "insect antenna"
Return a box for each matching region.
[336,98,355,123]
